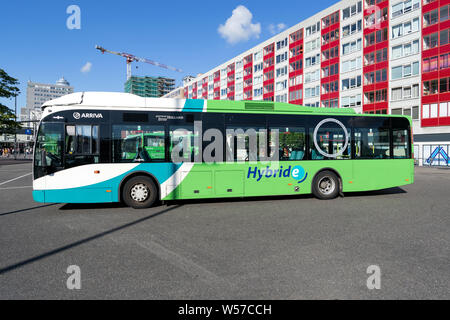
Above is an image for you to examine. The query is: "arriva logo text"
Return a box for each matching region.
[247,165,308,183]
[73,112,103,119]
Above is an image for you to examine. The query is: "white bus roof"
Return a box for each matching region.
[42,92,189,110]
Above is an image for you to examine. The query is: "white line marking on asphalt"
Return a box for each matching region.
[0,186,32,190]
[0,173,32,186]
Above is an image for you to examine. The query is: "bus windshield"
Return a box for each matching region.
[34,122,64,179]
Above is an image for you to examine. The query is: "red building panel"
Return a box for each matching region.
[421,0,450,126]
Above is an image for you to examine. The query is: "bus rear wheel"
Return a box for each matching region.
[312,170,339,200]
[123,176,157,209]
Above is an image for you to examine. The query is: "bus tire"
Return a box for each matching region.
[122,176,158,209]
[312,170,339,200]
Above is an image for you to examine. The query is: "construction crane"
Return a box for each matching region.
[95,45,183,80]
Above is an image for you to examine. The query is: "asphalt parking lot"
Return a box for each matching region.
[0,161,449,299]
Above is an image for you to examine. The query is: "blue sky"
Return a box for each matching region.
[0,0,337,112]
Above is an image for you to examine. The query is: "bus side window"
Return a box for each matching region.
[393,129,408,159]
[310,121,351,160]
[169,126,195,163]
[354,128,390,159]
[226,126,266,162]
[270,127,306,161]
[112,125,165,163]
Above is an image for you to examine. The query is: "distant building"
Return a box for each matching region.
[162,87,185,99]
[124,76,175,98]
[26,77,74,109]
[19,107,32,127]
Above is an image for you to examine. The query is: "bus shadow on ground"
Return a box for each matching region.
[343,187,406,198]
[57,187,406,211]
[168,187,406,206]
[59,202,127,210]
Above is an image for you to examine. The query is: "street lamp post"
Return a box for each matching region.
[14,95,17,160]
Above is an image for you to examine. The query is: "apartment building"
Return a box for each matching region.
[125,76,175,98]
[177,0,450,165]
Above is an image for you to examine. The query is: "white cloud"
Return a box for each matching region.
[269,23,287,35]
[218,5,261,44]
[81,62,92,73]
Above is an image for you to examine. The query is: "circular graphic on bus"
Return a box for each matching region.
[313,118,349,158]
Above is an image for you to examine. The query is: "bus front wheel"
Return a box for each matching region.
[312,170,339,200]
[122,176,157,209]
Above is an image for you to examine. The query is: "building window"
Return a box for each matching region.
[263,57,274,68]
[424,9,439,27]
[290,44,303,58]
[412,106,419,119]
[264,70,274,81]
[392,0,420,18]
[275,93,288,102]
[289,75,303,86]
[392,40,419,59]
[423,79,438,95]
[305,86,320,98]
[276,52,288,64]
[391,62,419,80]
[305,54,320,68]
[341,94,362,108]
[342,57,362,72]
[342,20,362,38]
[423,56,438,72]
[322,63,339,78]
[342,75,362,90]
[305,22,320,37]
[305,38,320,53]
[322,29,339,45]
[289,89,303,101]
[304,70,320,84]
[364,69,387,85]
[322,98,339,108]
[276,80,288,91]
[440,5,450,22]
[392,18,419,39]
[365,89,387,103]
[321,81,339,94]
[290,29,303,43]
[322,46,339,61]
[276,38,288,50]
[423,103,438,118]
[342,1,362,20]
[392,108,403,115]
[440,29,450,46]
[342,38,362,55]
[276,66,288,77]
[365,28,387,47]
[424,32,438,49]
[254,50,263,61]
[254,63,263,73]
[322,11,339,28]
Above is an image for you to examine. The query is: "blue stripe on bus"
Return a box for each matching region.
[183,99,204,112]
[33,162,183,203]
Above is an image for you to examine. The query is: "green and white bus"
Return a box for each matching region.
[33,92,413,208]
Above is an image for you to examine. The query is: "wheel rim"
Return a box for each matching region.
[318,176,335,195]
[130,183,149,202]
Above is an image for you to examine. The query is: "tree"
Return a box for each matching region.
[0,69,21,135]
